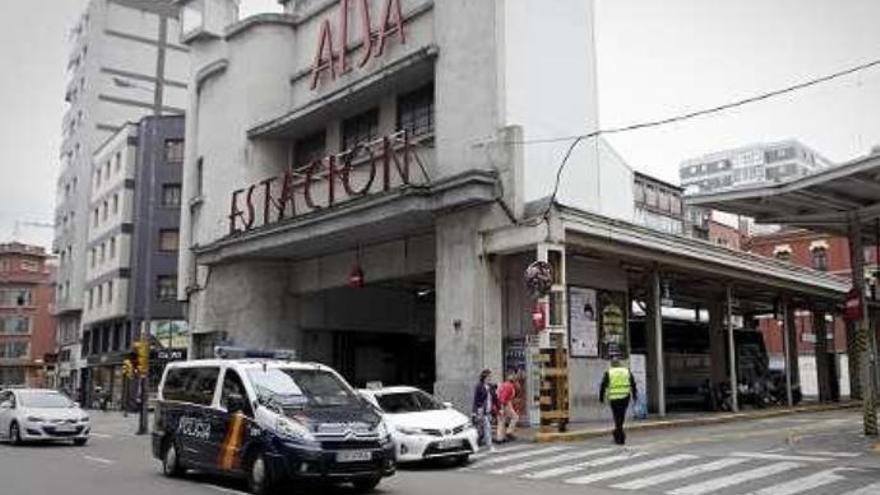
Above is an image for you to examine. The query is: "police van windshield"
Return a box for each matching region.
[247,368,357,409]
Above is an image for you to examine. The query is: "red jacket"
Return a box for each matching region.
[497,381,515,405]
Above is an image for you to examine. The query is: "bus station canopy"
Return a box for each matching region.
[685,153,880,242]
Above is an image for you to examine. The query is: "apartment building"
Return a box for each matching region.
[53,0,188,397]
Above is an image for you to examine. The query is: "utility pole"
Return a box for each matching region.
[848,215,878,436]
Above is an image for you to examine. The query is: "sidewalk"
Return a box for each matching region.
[509,401,862,443]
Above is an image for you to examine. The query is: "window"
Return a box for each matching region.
[196,158,204,196]
[159,230,179,253]
[109,237,116,259]
[293,131,326,168]
[157,276,177,301]
[775,251,791,262]
[220,370,252,416]
[90,248,96,267]
[20,260,39,272]
[658,190,670,212]
[633,182,645,203]
[0,317,30,334]
[670,196,682,215]
[102,201,108,220]
[397,83,435,138]
[0,342,28,359]
[811,247,828,271]
[645,185,658,207]
[95,169,101,188]
[104,161,110,180]
[161,366,220,406]
[106,281,113,304]
[88,288,93,309]
[164,139,185,163]
[93,208,99,227]
[114,152,121,172]
[162,184,182,207]
[0,289,32,307]
[341,108,379,152]
[0,260,9,272]
[0,368,25,386]
[112,193,119,214]
[96,285,103,307]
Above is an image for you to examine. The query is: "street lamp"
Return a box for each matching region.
[113,74,160,435]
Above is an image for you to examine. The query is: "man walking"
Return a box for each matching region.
[472,369,498,452]
[599,355,638,445]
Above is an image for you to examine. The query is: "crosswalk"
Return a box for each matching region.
[462,443,877,494]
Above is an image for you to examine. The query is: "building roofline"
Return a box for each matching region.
[633,170,683,192]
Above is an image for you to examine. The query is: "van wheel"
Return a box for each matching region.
[248,453,274,495]
[9,422,22,445]
[73,437,88,447]
[352,476,382,493]
[452,454,469,466]
[162,441,184,477]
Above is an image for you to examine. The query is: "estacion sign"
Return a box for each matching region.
[228,131,427,236]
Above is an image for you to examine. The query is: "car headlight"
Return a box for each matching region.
[376,420,392,441]
[26,416,45,423]
[395,426,423,436]
[275,417,316,443]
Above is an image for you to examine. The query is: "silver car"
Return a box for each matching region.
[0,389,90,445]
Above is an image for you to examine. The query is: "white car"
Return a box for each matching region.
[0,389,90,446]
[359,386,478,464]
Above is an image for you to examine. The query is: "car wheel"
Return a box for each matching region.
[162,441,184,477]
[248,453,273,495]
[452,454,469,467]
[9,422,21,446]
[352,476,382,493]
[73,437,88,447]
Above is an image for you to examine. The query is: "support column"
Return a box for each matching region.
[434,208,504,411]
[814,309,831,402]
[726,285,738,412]
[847,319,862,400]
[646,268,665,416]
[848,215,878,435]
[783,299,800,407]
[708,298,727,389]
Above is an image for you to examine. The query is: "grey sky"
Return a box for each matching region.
[1,0,878,248]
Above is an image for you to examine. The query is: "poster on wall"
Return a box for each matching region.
[568,287,598,357]
[599,290,628,358]
[629,354,648,419]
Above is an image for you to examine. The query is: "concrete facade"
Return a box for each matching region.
[80,115,186,409]
[53,0,189,397]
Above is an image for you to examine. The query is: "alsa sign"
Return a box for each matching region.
[311,0,406,89]
[228,131,426,236]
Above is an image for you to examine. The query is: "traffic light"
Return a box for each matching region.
[133,340,149,374]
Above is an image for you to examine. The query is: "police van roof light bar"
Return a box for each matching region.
[214,346,297,361]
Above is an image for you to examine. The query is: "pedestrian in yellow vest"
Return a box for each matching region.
[599,356,638,445]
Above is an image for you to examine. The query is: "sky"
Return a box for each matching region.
[0,0,878,249]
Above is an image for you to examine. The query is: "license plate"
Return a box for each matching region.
[438,439,463,449]
[54,426,76,433]
[336,450,372,463]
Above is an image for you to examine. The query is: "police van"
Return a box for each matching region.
[151,349,395,494]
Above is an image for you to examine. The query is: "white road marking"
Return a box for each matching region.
[667,462,803,495]
[207,484,248,495]
[611,457,750,490]
[469,443,532,460]
[731,451,833,462]
[794,450,862,458]
[82,455,115,465]
[563,454,698,485]
[475,446,570,466]
[840,482,880,495]
[522,452,645,480]
[742,468,849,495]
[488,448,615,475]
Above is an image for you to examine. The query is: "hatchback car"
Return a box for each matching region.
[0,388,90,445]
[359,386,478,464]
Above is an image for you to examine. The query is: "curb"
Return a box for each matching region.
[534,402,861,443]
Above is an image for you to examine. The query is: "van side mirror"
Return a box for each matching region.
[226,393,248,415]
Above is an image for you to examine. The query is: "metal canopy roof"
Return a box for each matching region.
[685,153,880,241]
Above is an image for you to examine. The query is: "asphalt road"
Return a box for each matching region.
[1,409,878,495]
